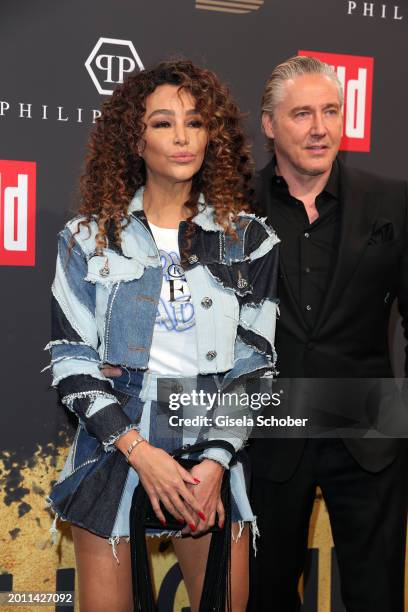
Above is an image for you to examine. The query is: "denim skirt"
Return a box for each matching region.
[48,369,258,547]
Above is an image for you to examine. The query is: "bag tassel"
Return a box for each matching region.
[199,482,232,612]
[130,483,232,612]
[130,486,156,611]
[130,440,236,611]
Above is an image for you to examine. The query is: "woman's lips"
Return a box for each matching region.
[170,153,196,163]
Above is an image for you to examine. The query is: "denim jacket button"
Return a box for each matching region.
[206,350,217,360]
[237,278,248,289]
[99,257,110,277]
[188,254,199,264]
[201,297,213,309]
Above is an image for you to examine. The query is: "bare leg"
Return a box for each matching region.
[172,523,249,612]
[71,525,133,612]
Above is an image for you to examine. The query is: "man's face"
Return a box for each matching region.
[262,73,343,176]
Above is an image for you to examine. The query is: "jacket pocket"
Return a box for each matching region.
[368,219,394,246]
[85,250,146,286]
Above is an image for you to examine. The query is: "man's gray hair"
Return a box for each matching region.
[261,55,344,117]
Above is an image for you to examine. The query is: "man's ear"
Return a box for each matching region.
[261,112,275,139]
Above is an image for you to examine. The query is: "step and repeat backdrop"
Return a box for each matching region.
[0,1,407,610]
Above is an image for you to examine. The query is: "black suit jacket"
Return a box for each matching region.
[250,158,408,479]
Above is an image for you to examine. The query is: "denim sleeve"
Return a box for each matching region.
[200,218,280,468]
[44,227,136,451]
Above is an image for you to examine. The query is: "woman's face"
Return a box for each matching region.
[140,84,208,185]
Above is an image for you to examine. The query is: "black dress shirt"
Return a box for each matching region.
[270,161,340,328]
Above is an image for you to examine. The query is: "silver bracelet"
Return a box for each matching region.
[125,436,146,463]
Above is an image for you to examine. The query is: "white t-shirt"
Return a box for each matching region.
[147,222,199,376]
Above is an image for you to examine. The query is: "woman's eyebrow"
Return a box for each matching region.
[147,108,199,119]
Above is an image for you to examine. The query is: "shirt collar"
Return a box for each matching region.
[128,186,144,213]
[324,159,339,199]
[271,156,340,200]
[128,186,223,232]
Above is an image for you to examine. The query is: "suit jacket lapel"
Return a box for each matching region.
[312,161,380,335]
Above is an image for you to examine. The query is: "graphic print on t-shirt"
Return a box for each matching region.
[148,222,198,376]
[156,248,195,332]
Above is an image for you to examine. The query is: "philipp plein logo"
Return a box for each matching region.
[85,37,144,95]
[347,1,403,20]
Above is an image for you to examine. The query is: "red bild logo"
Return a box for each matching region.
[0,160,36,266]
[298,51,374,152]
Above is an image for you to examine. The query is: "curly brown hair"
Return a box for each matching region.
[77,59,253,253]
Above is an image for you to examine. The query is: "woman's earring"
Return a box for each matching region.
[136,141,145,157]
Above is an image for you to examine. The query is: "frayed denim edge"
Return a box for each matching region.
[103,423,140,452]
[46,498,259,565]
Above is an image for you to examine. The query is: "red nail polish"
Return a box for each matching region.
[220,521,224,529]
[160,519,167,526]
[178,519,185,524]
[189,523,196,531]
[193,478,201,484]
[198,512,206,521]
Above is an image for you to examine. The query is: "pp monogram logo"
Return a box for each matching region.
[299,50,374,152]
[0,160,36,266]
[195,0,263,14]
[85,37,144,95]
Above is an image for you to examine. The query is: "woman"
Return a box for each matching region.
[45,60,279,612]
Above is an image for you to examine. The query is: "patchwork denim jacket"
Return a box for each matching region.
[45,188,280,468]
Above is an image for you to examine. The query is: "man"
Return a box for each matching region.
[249,55,408,612]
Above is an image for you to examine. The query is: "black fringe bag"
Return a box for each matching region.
[129,440,236,612]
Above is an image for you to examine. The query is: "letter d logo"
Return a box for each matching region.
[0,161,36,266]
[298,50,374,152]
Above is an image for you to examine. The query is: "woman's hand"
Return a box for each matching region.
[104,364,216,531]
[182,459,225,536]
[129,443,206,531]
